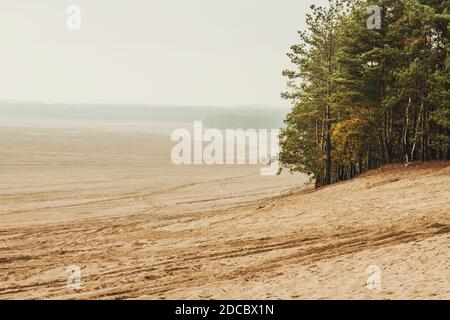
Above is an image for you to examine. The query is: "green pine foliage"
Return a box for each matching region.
[280,0,449,186]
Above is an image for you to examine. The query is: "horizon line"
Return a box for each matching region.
[0,100,290,109]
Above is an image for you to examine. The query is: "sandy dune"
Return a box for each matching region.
[0,126,449,299]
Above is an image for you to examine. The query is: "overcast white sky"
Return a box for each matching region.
[1,0,327,106]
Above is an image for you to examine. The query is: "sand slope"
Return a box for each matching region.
[1,156,449,299]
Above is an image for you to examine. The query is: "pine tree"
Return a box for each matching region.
[280,0,449,187]
[281,0,347,186]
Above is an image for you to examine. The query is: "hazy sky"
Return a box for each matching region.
[1,0,327,106]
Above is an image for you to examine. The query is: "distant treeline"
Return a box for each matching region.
[0,103,226,123]
[204,110,288,130]
[280,0,449,187]
[0,103,288,130]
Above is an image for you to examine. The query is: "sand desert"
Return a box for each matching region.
[0,124,448,300]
